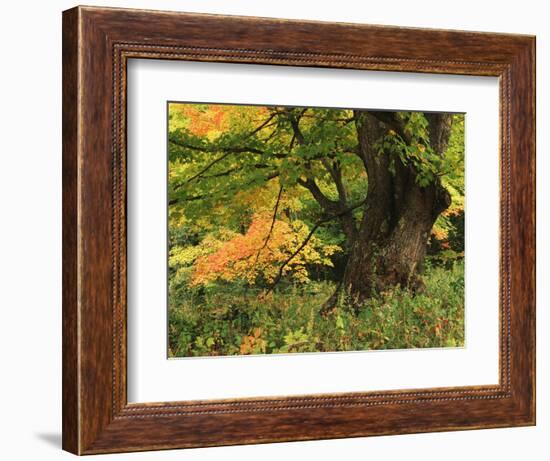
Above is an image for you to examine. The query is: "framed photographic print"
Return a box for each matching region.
[62,5,535,455]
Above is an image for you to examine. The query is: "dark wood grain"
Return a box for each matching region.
[62,5,536,455]
[62,7,79,454]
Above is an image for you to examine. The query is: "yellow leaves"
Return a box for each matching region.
[169,246,204,268]
[235,182,306,215]
[234,187,274,212]
[190,212,341,287]
[431,227,448,241]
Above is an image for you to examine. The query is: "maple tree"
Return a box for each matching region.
[168,103,464,311]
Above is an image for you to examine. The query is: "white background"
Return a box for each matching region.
[127,60,499,402]
[0,0,546,460]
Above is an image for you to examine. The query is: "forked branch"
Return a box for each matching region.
[262,196,367,296]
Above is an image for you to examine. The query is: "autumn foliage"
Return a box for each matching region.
[167,102,465,357]
[191,212,339,286]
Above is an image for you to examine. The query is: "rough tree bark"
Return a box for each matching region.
[326,111,453,310]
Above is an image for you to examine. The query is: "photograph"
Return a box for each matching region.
[167,102,466,357]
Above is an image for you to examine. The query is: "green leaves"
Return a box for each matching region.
[373,112,464,188]
[168,263,465,357]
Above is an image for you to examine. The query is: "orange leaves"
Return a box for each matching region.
[433,317,449,338]
[191,212,340,286]
[170,103,271,140]
[431,227,448,241]
[191,212,289,285]
[239,328,266,355]
[184,105,228,137]
[169,103,231,138]
[442,203,464,218]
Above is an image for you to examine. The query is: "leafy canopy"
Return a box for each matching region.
[168,103,464,287]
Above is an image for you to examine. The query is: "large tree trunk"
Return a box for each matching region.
[332,111,453,309]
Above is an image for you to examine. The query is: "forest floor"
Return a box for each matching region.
[168,261,465,357]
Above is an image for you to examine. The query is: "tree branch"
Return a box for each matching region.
[296,177,341,214]
[286,109,351,214]
[170,139,264,156]
[263,196,367,295]
[369,111,413,144]
[253,185,284,267]
[247,113,278,137]
[320,158,359,244]
[321,158,347,205]
[168,194,206,206]
[169,170,280,206]
[172,162,276,192]
[170,138,293,184]
[183,150,236,184]
[285,109,307,145]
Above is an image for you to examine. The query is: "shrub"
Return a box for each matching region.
[168,261,464,357]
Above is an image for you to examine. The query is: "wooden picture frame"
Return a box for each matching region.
[62,5,536,455]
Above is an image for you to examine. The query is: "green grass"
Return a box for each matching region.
[168,261,464,357]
